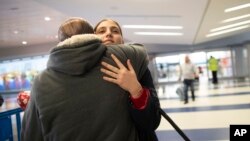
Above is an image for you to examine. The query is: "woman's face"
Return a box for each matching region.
[95,20,124,45]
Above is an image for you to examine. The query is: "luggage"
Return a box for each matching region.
[176,84,184,101]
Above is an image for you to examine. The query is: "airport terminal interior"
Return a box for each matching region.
[1,76,250,141]
[1,0,250,141]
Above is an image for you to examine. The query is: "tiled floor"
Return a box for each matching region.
[156,79,250,141]
[1,79,250,141]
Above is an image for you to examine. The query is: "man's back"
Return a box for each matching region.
[21,34,148,141]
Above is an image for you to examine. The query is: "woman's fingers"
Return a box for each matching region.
[103,76,118,84]
[111,54,125,69]
[127,59,135,72]
[101,61,119,73]
[101,54,129,74]
[100,68,118,78]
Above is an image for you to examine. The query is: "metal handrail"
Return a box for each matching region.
[0,107,23,141]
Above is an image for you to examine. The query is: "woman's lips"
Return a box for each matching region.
[103,40,114,44]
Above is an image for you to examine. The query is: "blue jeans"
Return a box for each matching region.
[183,79,195,102]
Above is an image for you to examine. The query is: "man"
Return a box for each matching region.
[208,56,218,84]
[179,55,196,104]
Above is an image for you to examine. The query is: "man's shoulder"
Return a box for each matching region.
[107,44,146,55]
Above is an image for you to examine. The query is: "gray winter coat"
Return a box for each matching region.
[21,34,149,141]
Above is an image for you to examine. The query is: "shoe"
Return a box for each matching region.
[184,101,188,104]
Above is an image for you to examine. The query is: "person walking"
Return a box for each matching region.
[179,55,196,104]
[208,56,219,84]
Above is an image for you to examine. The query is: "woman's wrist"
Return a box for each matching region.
[129,83,143,99]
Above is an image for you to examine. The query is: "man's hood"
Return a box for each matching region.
[47,34,106,75]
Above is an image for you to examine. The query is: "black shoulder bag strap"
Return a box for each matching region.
[159,108,191,141]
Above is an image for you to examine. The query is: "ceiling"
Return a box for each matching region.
[0,0,250,53]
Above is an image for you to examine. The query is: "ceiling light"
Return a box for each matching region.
[22,41,27,45]
[44,17,51,21]
[123,25,183,29]
[206,25,250,37]
[135,32,183,36]
[224,3,250,13]
[222,14,250,23]
[13,30,19,34]
[211,20,250,32]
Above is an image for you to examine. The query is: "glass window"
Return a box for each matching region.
[155,55,180,82]
[0,56,49,91]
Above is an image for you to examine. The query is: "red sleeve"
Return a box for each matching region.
[130,87,149,110]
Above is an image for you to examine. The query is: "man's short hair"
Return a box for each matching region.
[58,17,94,42]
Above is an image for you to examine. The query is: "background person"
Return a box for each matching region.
[179,55,196,104]
[0,94,3,107]
[94,18,161,141]
[21,17,150,141]
[208,56,219,84]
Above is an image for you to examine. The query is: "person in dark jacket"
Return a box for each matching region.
[94,19,161,141]
[21,17,151,141]
[0,94,4,107]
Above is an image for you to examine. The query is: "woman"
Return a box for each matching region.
[94,19,161,141]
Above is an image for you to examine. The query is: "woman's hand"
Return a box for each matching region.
[101,54,142,98]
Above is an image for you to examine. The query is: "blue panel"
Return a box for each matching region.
[0,116,13,141]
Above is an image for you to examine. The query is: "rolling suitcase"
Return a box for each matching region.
[176,84,185,101]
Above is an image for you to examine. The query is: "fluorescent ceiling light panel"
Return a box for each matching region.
[211,20,250,32]
[135,32,183,36]
[22,41,27,45]
[123,25,183,29]
[225,3,250,13]
[206,25,250,37]
[44,16,51,21]
[13,30,18,34]
[222,14,250,23]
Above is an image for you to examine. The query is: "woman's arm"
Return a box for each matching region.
[129,68,161,141]
[134,68,161,131]
[101,54,161,140]
[101,54,143,98]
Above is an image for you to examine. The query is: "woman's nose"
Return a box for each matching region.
[105,30,112,37]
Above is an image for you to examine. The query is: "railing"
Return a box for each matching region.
[0,108,23,141]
